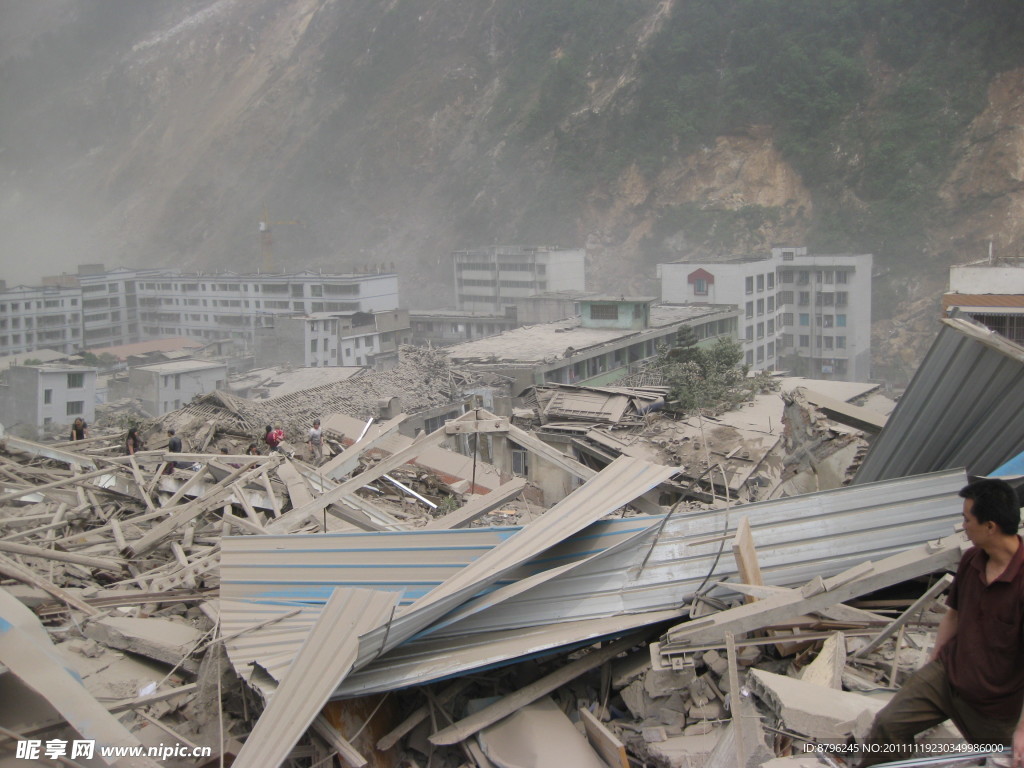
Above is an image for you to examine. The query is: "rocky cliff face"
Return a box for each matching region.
[1,1,1023,377]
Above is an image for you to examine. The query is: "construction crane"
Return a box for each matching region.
[259,204,300,272]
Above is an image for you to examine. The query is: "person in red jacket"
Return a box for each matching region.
[264,424,285,453]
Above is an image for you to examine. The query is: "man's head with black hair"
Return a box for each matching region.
[959,478,1020,536]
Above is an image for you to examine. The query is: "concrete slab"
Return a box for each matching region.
[748,668,886,739]
[84,616,202,671]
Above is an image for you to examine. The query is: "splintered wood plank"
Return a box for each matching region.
[579,707,628,768]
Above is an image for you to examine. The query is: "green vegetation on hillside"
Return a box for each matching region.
[486,0,1024,268]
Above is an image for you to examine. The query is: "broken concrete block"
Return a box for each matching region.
[736,645,762,667]
[646,731,722,768]
[684,720,717,736]
[688,673,714,707]
[748,668,886,740]
[657,706,688,730]
[642,726,668,743]
[645,665,696,698]
[84,616,202,672]
[621,679,659,720]
[798,632,845,690]
[687,699,725,721]
[701,649,729,677]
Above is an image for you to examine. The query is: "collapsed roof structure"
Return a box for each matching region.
[0,313,1021,767]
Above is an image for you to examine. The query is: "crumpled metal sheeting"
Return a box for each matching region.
[854,315,1024,484]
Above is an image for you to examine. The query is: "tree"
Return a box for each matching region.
[658,336,749,414]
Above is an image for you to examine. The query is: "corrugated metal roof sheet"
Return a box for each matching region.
[854,316,1024,484]
[220,469,966,696]
[232,587,399,768]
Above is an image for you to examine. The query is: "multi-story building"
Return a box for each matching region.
[0,363,97,437]
[0,267,400,358]
[255,309,412,369]
[0,283,82,355]
[453,246,586,312]
[659,247,872,381]
[136,270,399,347]
[943,257,1024,344]
[107,359,228,416]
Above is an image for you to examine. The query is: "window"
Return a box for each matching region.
[745,276,754,295]
[778,290,794,305]
[824,336,834,350]
[782,312,794,326]
[767,319,775,335]
[67,373,84,389]
[836,292,849,306]
[746,350,754,365]
[66,401,84,416]
[837,314,847,327]
[797,271,809,285]
[824,270,834,284]
[836,271,849,284]
[767,296,775,312]
[756,275,764,291]
[745,302,754,319]
[836,336,846,349]
[823,314,834,328]
[780,270,794,284]
[756,345,764,363]
[44,389,53,404]
[767,341,775,358]
[693,278,708,295]
[799,335,810,347]
[756,299,764,316]
[756,322,764,339]
[590,304,619,320]
[310,339,317,353]
[782,333,794,347]
[745,325,753,341]
[511,448,529,477]
[798,291,810,306]
[799,313,809,326]
[767,273,775,289]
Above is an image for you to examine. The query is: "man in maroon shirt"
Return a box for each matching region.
[862,478,1024,766]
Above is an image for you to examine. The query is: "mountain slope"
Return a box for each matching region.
[2,0,1023,369]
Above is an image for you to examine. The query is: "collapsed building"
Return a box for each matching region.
[0,315,1022,768]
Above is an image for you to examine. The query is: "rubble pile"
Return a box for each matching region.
[4,314,1022,768]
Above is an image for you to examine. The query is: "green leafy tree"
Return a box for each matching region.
[658,337,749,414]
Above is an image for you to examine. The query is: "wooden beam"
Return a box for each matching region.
[423,479,527,530]
[852,573,953,659]
[579,707,628,768]
[430,632,647,746]
[444,418,509,434]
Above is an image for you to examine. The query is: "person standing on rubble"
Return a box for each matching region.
[125,427,144,455]
[307,418,324,465]
[164,428,183,474]
[69,417,88,441]
[861,478,1024,766]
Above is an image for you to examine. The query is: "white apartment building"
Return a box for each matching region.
[0,284,83,355]
[659,247,873,381]
[453,246,586,312]
[0,267,400,358]
[0,364,97,437]
[255,309,412,369]
[108,359,228,416]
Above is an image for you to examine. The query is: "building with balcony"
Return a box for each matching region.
[453,246,586,312]
[659,247,872,381]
